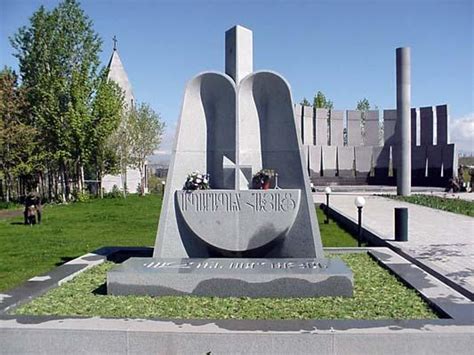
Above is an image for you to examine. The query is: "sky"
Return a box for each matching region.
[1,0,473,160]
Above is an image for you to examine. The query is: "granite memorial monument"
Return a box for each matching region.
[107,25,353,298]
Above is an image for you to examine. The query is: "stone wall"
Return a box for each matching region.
[294,104,456,187]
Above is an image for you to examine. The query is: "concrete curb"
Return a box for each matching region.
[1,316,473,355]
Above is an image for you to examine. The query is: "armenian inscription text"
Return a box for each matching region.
[179,190,298,213]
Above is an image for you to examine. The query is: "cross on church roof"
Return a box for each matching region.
[113,35,118,51]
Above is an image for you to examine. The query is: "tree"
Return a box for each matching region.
[313,91,333,145]
[147,174,164,194]
[0,68,39,201]
[300,97,311,107]
[356,98,371,142]
[108,111,132,198]
[356,98,370,111]
[88,70,124,198]
[313,91,333,109]
[10,0,102,201]
[127,103,165,196]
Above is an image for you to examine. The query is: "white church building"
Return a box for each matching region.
[101,41,147,194]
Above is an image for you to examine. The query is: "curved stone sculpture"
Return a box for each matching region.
[176,189,301,252]
[154,72,237,257]
[239,71,308,189]
[237,71,323,258]
[154,33,324,259]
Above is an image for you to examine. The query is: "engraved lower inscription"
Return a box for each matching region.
[143,260,326,270]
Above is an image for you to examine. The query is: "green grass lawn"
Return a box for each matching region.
[1,196,358,292]
[0,201,22,210]
[3,196,437,320]
[384,194,474,217]
[0,195,161,292]
[14,253,437,320]
[316,207,358,247]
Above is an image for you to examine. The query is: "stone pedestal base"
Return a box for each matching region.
[107,257,353,298]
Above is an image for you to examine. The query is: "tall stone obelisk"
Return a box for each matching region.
[396,47,411,196]
[225,25,253,84]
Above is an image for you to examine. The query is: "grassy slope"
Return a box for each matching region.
[0,195,161,291]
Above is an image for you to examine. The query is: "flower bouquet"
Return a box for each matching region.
[252,169,275,190]
[184,171,210,190]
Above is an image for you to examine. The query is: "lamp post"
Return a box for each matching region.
[161,180,166,196]
[324,186,332,224]
[354,196,366,247]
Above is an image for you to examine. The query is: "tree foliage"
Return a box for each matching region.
[356,98,371,143]
[300,91,334,110]
[127,103,165,195]
[108,110,133,198]
[0,68,40,201]
[1,0,130,202]
[313,91,333,110]
[6,0,125,201]
[356,98,370,111]
[300,97,311,107]
[11,0,104,199]
[89,70,124,196]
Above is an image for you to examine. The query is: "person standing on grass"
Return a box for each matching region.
[23,191,42,225]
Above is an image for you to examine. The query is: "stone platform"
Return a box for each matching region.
[2,247,473,354]
[107,257,353,297]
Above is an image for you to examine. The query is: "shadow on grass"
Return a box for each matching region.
[336,219,368,246]
[317,204,368,247]
[93,283,107,295]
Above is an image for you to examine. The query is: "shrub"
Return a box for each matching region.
[104,185,123,199]
[148,175,164,194]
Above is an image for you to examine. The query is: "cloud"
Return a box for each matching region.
[450,113,474,154]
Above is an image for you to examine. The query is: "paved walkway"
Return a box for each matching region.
[314,192,474,297]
